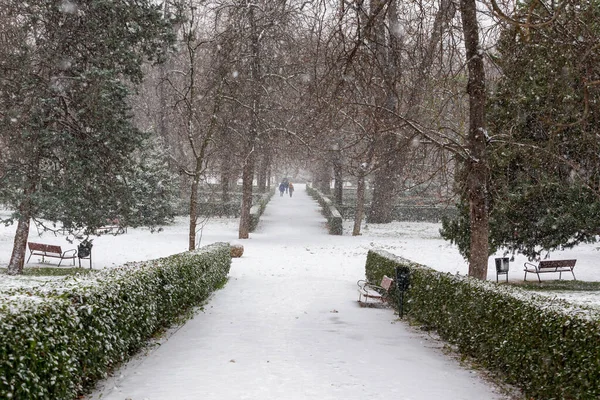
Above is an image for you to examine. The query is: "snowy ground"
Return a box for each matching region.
[0,184,598,399]
[1,186,599,299]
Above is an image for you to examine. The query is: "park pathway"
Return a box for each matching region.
[88,184,508,400]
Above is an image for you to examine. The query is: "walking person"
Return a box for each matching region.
[279,182,286,197]
[288,182,295,197]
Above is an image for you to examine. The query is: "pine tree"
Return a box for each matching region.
[0,0,175,274]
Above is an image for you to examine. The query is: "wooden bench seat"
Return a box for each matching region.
[524,259,577,282]
[357,275,394,305]
[27,242,77,267]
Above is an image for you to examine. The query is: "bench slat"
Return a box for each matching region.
[538,260,576,269]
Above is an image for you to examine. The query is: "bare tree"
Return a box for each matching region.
[458,0,488,279]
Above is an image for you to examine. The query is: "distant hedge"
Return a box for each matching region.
[0,243,231,399]
[365,250,600,400]
[250,188,275,232]
[306,185,342,235]
[337,204,457,222]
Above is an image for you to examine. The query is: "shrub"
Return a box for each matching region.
[0,243,231,399]
[306,185,342,235]
[365,250,600,400]
[249,188,275,232]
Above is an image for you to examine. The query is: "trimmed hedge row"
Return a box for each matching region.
[306,185,343,235]
[338,204,457,222]
[0,243,231,400]
[195,192,270,218]
[250,188,275,232]
[365,250,600,400]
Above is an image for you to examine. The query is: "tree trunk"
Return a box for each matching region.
[257,151,269,193]
[368,154,397,223]
[460,0,489,279]
[8,177,36,275]
[238,2,260,239]
[221,160,231,204]
[188,174,200,250]
[333,152,343,204]
[367,0,399,224]
[7,215,31,275]
[316,161,331,194]
[238,155,255,239]
[353,173,366,236]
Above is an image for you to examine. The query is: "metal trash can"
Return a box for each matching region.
[495,257,510,283]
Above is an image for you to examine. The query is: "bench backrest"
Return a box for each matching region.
[538,259,576,269]
[381,275,394,291]
[28,242,62,254]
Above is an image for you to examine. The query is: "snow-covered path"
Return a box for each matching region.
[87,184,508,400]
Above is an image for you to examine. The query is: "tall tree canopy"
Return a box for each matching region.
[442,0,600,260]
[0,0,176,274]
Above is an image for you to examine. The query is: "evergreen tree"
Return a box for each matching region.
[442,0,600,260]
[0,0,175,274]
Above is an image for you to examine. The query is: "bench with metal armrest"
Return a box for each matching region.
[357,275,394,304]
[524,259,577,282]
[27,242,77,267]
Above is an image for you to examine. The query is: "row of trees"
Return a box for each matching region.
[2,0,598,276]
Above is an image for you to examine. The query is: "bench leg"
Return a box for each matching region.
[26,251,33,264]
[57,258,62,267]
[536,272,541,283]
[78,257,91,269]
[571,270,576,280]
[524,271,528,282]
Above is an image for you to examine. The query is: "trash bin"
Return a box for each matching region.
[495,257,510,282]
[77,240,93,269]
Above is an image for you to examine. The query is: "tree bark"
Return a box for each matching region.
[257,148,270,193]
[7,215,31,275]
[316,161,331,194]
[353,173,366,236]
[221,159,232,204]
[188,177,199,250]
[7,172,37,275]
[333,151,343,204]
[368,150,398,223]
[238,153,255,239]
[238,1,261,239]
[367,0,399,224]
[460,0,489,279]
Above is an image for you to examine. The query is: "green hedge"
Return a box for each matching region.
[338,204,457,222]
[250,188,275,232]
[365,250,600,400]
[306,185,342,235]
[0,243,231,400]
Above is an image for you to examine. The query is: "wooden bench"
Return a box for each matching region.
[357,275,394,305]
[27,242,77,267]
[96,225,126,235]
[94,218,127,235]
[524,259,577,282]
